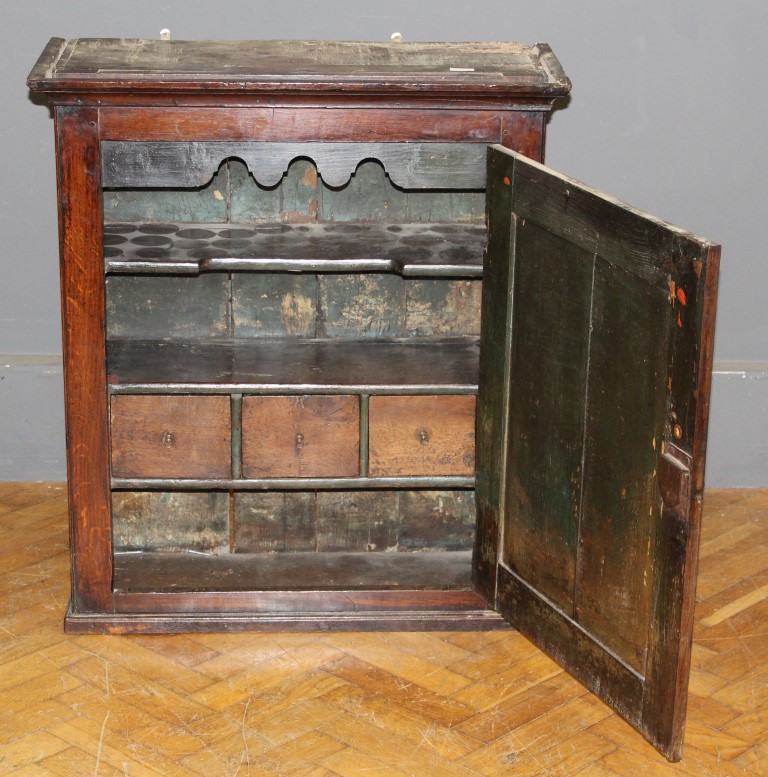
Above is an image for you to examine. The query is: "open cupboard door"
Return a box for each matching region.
[474,146,720,760]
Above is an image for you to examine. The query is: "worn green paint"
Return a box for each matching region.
[112,491,230,553]
[232,274,318,338]
[317,273,406,338]
[233,492,315,552]
[405,279,482,337]
[575,259,671,673]
[106,274,231,339]
[398,490,475,550]
[503,219,593,613]
[315,491,400,552]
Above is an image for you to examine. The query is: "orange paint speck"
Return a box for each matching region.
[503,176,511,186]
[676,287,687,306]
[677,312,683,328]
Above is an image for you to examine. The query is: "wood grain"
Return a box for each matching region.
[241,395,359,478]
[368,395,476,477]
[484,146,721,761]
[110,395,231,479]
[55,106,113,613]
[0,483,766,774]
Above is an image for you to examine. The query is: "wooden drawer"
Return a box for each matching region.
[110,395,231,479]
[368,395,476,477]
[242,395,359,478]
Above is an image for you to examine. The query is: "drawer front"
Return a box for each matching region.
[110,395,231,479]
[368,395,476,477]
[242,395,359,478]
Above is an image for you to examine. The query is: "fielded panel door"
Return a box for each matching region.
[474,145,720,760]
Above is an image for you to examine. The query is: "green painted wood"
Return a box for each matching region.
[472,147,515,603]
[502,219,594,613]
[320,160,409,223]
[483,146,720,761]
[105,275,230,339]
[278,159,321,223]
[575,258,671,673]
[405,279,482,337]
[233,492,315,552]
[315,491,400,552]
[398,491,475,551]
[407,191,485,223]
[232,274,318,338]
[112,491,230,553]
[228,159,282,223]
[317,274,406,338]
[101,141,488,189]
[103,166,228,223]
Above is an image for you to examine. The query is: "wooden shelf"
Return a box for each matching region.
[103,221,486,278]
[113,549,474,593]
[107,337,480,393]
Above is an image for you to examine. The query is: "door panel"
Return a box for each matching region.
[504,220,593,613]
[476,146,720,760]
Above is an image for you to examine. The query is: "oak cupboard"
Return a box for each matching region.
[28,37,720,760]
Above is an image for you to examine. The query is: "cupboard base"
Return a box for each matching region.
[64,601,509,634]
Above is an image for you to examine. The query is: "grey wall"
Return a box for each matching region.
[2,0,766,485]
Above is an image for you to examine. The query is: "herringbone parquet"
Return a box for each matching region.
[0,483,766,775]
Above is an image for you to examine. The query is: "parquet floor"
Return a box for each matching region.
[0,484,766,775]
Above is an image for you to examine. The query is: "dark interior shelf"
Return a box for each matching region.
[103,221,486,277]
[113,549,474,593]
[107,337,480,393]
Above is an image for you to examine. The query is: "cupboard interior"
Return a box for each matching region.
[104,155,488,594]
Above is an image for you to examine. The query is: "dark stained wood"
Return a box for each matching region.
[110,395,231,479]
[368,395,476,477]
[29,39,571,99]
[315,491,400,552]
[107,338,480,392]
[55,107,113,613]
[65,607,508,633]
[398,490,475,551]
[112,491,230,552]
[103,221,486,278]
[105,275,230,339]
[500,111,546,160]
[575,254,671,672]
[472,147,515,604]
[234,492,315,552]
[483,146,721,761]
[232,489,476,553]
[102,141,488,189]
[99,107,505,143]
[502,219,593,614]
[241,395,360,478]
[113,550,477,593]
[496,563,645,724]
[641,242,721,759]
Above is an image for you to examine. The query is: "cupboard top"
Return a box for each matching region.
[27,38,570,100]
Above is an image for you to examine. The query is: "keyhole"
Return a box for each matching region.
[295,432,305,449]
[160,431,175,448]
[417,428,430,446]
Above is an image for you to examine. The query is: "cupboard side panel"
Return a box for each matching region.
[56,106,113,612]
